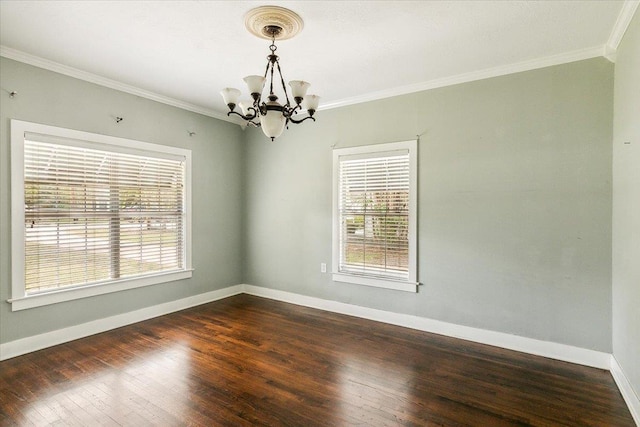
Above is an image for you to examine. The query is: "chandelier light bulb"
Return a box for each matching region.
[220,88,241,110]
[244,75,266,98]
[289,80,311,104]
[303,94,320,114]
[260,109,286,141]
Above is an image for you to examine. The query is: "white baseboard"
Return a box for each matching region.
[242,284,611,370]
[0,284,244,361]
[0,283,612,371]
[611,355,640,425]
[2,283,633,419]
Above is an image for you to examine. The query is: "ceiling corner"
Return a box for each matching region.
[606,0,640,53]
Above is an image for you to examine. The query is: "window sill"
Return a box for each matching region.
[8,269,193,311]
[332,273,418,292]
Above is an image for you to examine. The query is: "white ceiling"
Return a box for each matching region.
[0,1,636,122]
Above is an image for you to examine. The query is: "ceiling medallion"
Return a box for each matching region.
[244,6,304,40]
[221,6,318,141]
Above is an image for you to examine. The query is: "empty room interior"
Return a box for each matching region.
[0,1,639,426]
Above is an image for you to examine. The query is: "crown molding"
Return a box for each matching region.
[0,41,611,119]
[0,45,233,123]
[321,45,606,111]
[606,0,640,60]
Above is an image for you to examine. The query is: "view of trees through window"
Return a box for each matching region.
[339,155,410,278]
[24,140,184,293]
[342,192,409,274]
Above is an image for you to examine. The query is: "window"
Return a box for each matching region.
[332,140,418,292]
[10,120,192,310]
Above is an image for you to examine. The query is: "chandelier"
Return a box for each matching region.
[220,6,319,141]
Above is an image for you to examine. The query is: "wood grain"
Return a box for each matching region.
[0,294,634,426]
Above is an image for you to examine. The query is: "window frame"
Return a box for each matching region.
[332,140,418,292]
[10,120,193,311]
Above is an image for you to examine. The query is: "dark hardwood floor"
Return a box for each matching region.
[0,294,634,426]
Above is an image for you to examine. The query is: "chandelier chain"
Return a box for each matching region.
[275,60,291,107]
[269,34,277,54]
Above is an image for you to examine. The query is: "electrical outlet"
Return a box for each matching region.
[320,263,327,273]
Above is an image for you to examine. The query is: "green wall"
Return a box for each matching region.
[243,57,614,352]
[612,8,640,400]
[0,54,618,358]
[0,58,245,344]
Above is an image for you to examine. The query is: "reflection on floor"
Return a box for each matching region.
[0,294,634,426]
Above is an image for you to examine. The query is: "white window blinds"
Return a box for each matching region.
[337,150,411,281]
[23,137,186,294]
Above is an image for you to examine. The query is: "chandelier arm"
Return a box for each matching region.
[289,103,302,116]
[288,115,316,125]
[227,110,258,121]
[247,106,259,117]
[281,105,293,119]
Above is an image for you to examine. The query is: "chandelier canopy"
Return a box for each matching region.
[221,6,319,141]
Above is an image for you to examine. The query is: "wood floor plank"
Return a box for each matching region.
[0,294,634,426]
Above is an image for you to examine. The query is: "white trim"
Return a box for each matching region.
[2,43,609,118]
[2,283,611,369]
[1,283,633,418]
[320,45,606,111]
[243,285,611,369]
[0,285,244,361]
[611,355,640,425]
[332,140,418,292]
[12,119,191,158]
[0,45,232,122]
[606,1,640,56]
[9,119,193,310]
[604,46,618,64]
[11,121,26,301]
[0,284,613,369]
[9,270,194,311]
[332,273,417,292]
